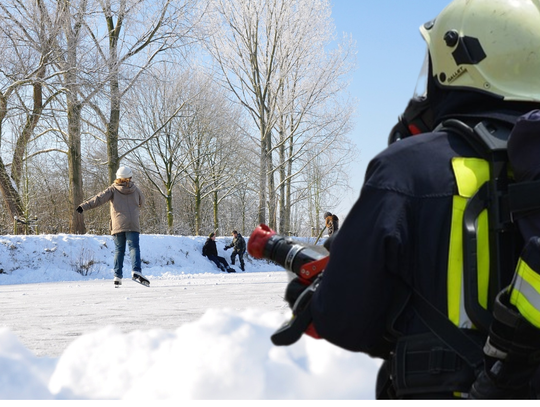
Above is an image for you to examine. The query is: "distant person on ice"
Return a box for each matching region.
[202,232,235,273]
[323,212,339,236]
[76,166,149,287]
[224,230,246,271]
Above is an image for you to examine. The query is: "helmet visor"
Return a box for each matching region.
[413,49,429,99]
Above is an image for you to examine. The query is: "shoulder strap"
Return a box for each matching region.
[411,289,484,371]
[508,180,540,215]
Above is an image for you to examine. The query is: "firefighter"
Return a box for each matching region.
[284,0,540,399]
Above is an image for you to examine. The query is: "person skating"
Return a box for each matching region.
[77,166,149,287]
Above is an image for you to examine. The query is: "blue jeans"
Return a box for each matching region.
[113,231,141,278]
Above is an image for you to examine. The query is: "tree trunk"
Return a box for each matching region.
[285,130,294,234]
[107,98,120,184]
[258,124,267,226]
[278,126,286,234]
[194,177,201,236]
[67,101,86,234]
[213,189,219,234]
[0,157,23,220]
[106,15,121,184]
[11,66,46,188]
[266,129,276,230]
[166,189,173,234]
[63,0,87,234]
[0,95,23,220]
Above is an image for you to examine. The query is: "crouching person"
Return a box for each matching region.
[203,233,235,273]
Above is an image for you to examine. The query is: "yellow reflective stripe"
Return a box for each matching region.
[448,158,490,327]
[452,157,490,198]
[510,259,540,328]
[477,209,490,310]
[448,195,466,326]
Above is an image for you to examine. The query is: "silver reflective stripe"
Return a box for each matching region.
[483,338,508,360]
[513,272,540,311]
[284,244,303,271]
[459,280,472,328]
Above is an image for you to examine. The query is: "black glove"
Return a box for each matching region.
[285,278,310,309]
[271,276,321,346]
[284,276,322,316]
[76,206,83,214]
[224,246,230,250]
[469,291,540,399]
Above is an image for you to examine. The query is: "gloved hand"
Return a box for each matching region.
[284,277,310,309]
[271,276,321,345]
[224,246,230,251]
[76,206,83,214]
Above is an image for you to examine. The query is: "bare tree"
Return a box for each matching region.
[205,103,246,235]
[206,0,356,231]
[272,1,356,233]
[126,66,188,234]
[87,0,204,184]
[125,66,244,235]
[175,72,244,235]
[50,0,95,233]
[0,0,63,223]
[206,0,289,228]
[0,0,358,238]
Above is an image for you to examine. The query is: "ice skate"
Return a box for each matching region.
[132,271,150,287]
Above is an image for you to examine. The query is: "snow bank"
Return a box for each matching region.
[0,233,382,400]
[0,309,380,400]
[0,234,282,284]
[45,309,379,400]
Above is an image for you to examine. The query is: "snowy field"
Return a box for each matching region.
[0,233,382,400]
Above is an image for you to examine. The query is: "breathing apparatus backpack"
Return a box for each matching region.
[386,114,540,397]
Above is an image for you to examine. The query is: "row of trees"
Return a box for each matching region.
[0,0,357,238]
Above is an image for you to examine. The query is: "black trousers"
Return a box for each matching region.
[207,254,229,271]
[230,249,245,268]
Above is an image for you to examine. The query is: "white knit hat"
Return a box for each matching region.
[116,166,133,179]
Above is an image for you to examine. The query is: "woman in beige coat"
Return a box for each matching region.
[77,166,148,287]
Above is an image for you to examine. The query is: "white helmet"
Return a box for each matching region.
[116,166,133,179]
[420,0,540,102]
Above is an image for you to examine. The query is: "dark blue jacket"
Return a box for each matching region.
[311,127,487,356]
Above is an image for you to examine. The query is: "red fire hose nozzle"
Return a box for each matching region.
[247,224,276,259]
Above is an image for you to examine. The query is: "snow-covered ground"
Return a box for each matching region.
[0,233,382,400]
